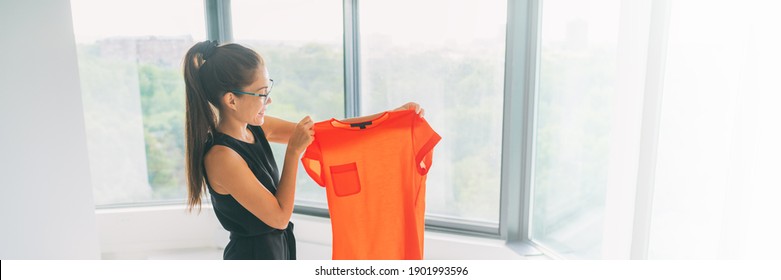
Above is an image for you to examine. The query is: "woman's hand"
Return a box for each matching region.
[394,102,425,118]
[287,116,315,155]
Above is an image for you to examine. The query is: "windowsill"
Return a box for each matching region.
[96,204,549,260]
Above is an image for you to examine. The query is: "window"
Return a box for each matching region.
[359,0,508,227]
[530,0,641,258]
[231,0,345,208]
[70,0,206,205]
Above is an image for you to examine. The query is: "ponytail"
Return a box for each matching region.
[184,41,218,212]
[183,40,264,212]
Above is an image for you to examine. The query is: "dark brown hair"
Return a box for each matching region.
[183,41,264,211]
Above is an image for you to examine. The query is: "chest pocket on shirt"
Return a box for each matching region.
[329,162,362,197]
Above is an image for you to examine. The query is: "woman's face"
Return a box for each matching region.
[235,67,273,126]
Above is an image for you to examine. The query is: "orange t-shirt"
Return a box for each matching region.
[301,109,441,260]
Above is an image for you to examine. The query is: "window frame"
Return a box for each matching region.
[500,0,539,244]
[88,0,539,247]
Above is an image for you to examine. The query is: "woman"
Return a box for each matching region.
[183,40,423,259]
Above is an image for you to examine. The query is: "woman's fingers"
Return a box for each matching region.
[289,116,316,154]
[402,102,424,117]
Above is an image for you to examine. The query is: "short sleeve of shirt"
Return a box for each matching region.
[412,115,441,175]
[301,138,326,187]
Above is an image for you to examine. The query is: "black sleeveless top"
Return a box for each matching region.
[204,125,296,260]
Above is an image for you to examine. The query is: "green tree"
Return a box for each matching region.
[137,63,186,199]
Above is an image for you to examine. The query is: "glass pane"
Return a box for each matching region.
[232,0,344,208]
[70,0,206,205]
[359,0,507,225]
[531,0,622,258]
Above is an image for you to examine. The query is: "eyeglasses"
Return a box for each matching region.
[230,79,274,105]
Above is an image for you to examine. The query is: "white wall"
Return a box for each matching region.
[0,0,100,259]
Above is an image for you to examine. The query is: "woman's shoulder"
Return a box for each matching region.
[205,144,241,163]
[203,144,251,195]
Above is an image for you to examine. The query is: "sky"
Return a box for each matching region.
[70,0,206,44]
[69,0,508,45]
